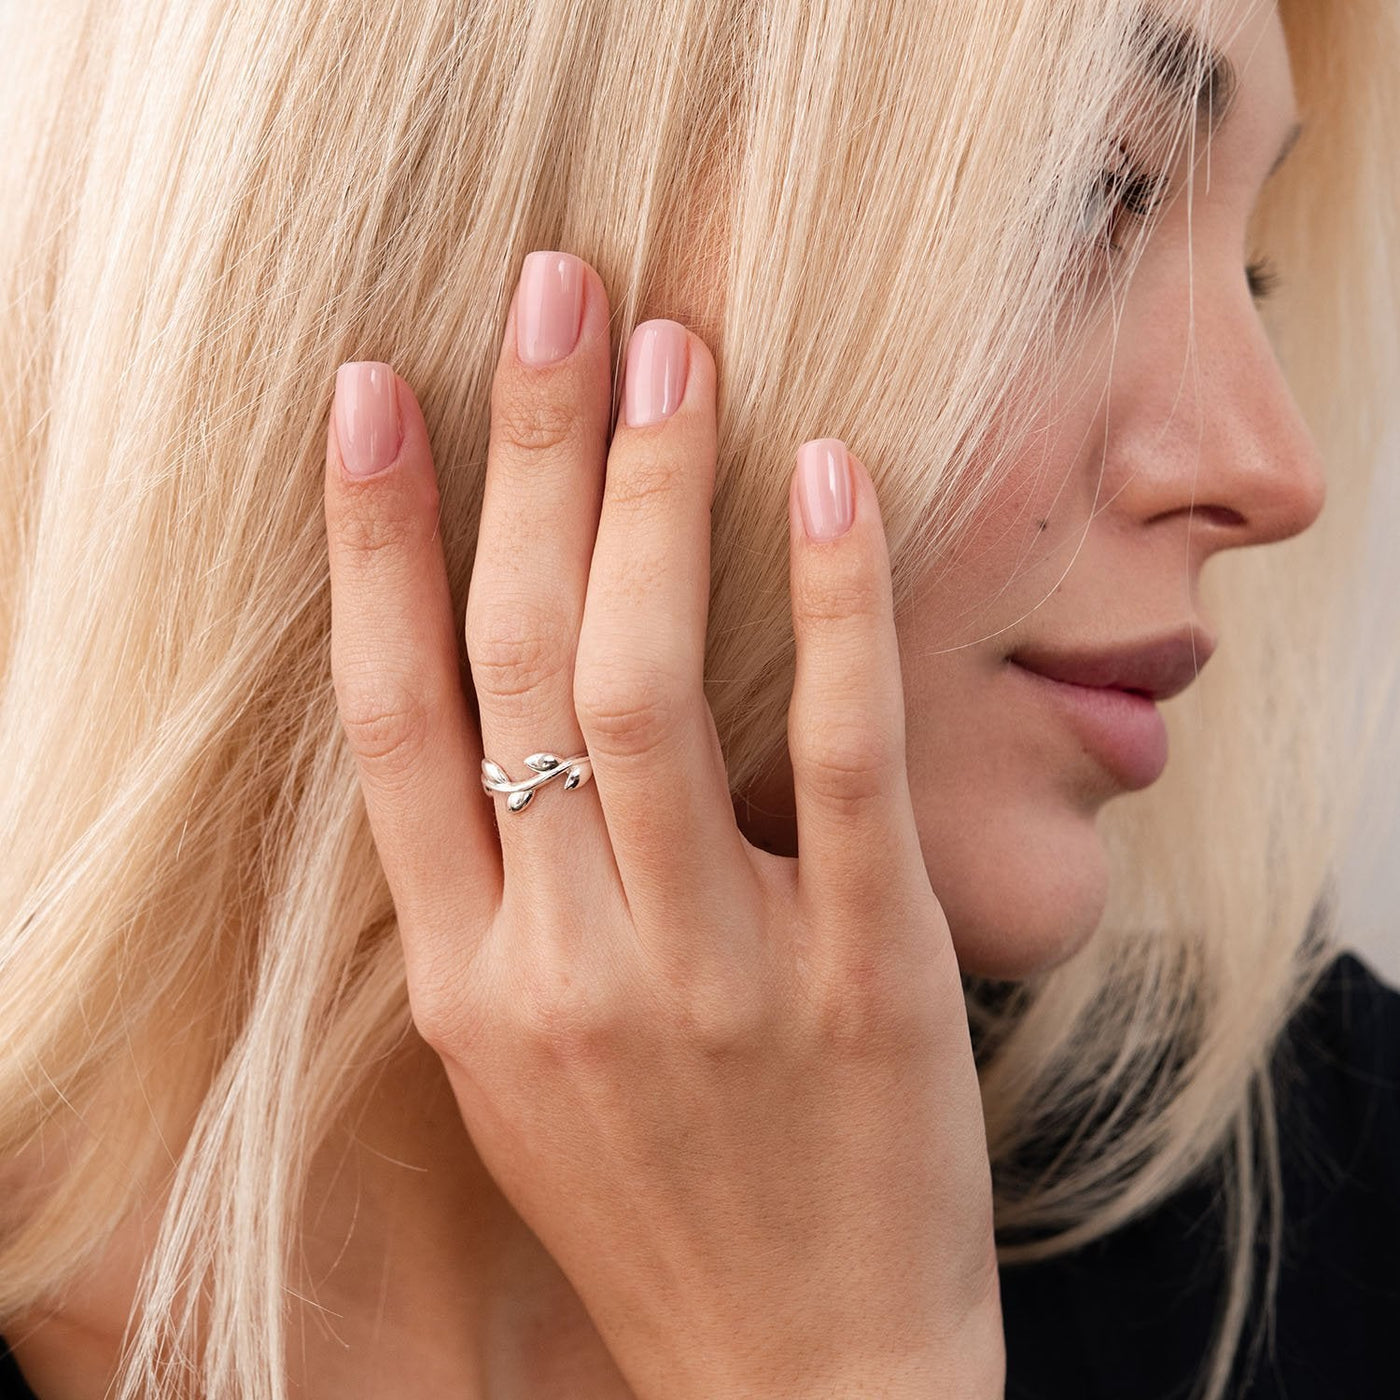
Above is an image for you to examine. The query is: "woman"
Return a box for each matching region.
[1,0,1397,1396]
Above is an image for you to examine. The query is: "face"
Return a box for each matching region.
[736,0,1325,980]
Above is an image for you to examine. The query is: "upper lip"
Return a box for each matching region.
[1008,625,1217,703]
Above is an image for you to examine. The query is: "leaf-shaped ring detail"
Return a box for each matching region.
[480,752,593,813]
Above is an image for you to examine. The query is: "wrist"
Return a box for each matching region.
[713,1322,1006,1400]
[796,1303,1006,1400]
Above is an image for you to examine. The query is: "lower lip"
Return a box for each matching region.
[1008,661,1169,789]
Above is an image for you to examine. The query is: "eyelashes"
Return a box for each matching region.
[1077,148,1172,246]
[1079,150,1284,303]
[1244,256,1281,301]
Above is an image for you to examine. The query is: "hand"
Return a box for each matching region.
[322,250,1004,1400]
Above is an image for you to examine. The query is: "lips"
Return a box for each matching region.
[1005,625,1217,703]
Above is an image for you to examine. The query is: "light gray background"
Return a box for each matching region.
[1335,429,1400,988]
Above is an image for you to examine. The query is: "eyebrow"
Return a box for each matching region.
[1141,18,1238,133]
[1138,15,1305,178]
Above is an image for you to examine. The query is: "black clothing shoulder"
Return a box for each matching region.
[1000,948,1400,1399]
[3,949,1397,1400]
[0,1342,31,1400]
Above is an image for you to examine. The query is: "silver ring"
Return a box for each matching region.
[481,751,593,813]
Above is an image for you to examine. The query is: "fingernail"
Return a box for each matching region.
[516,251,585,366]
[624,319,689,427]
[795,438,854,540]
[334,362,403,478]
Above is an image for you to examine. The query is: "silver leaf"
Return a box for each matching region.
[482,760,510,786]
[507,788,533,812]
[524,752,561,772]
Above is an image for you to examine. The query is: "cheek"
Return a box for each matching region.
[897,663,1114,979]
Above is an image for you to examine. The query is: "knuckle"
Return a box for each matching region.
[330,489,436,564]
[491,377,580,458]
[801,946,933,1058]
[465,596,574,704]
[514,965,621,1065]
[791,715,903,808]
[604,447,691,518]
[334,669,436,780]
[667,970,771,1058]
[574,653,685,755]
[791,552,887,629]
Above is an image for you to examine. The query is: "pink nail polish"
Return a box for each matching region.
[795,438,854,540]
[516,251,585,365]
[624,320,689,427]
[334,362,403,477]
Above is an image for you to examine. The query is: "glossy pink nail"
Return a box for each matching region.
[516,251,585,366]
[795,438,854,540]
[334,362,402,478]
[624,320,689,427]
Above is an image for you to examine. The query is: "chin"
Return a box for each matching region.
[919,801,1111,981]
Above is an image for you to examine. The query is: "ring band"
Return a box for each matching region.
[481,751,593,812]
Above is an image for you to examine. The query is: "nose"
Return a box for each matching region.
[1105,291,1328,554]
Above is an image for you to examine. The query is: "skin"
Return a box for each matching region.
[4,2,1323,1397]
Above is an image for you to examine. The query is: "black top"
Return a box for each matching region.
[3,949,1396,1399]
[1000,948,1400,1399]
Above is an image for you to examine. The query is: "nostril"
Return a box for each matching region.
[1188,505,1248,529]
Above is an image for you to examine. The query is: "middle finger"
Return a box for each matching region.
[465,250,615,882]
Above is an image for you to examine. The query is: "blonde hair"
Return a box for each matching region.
[1,1,1396,1397]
